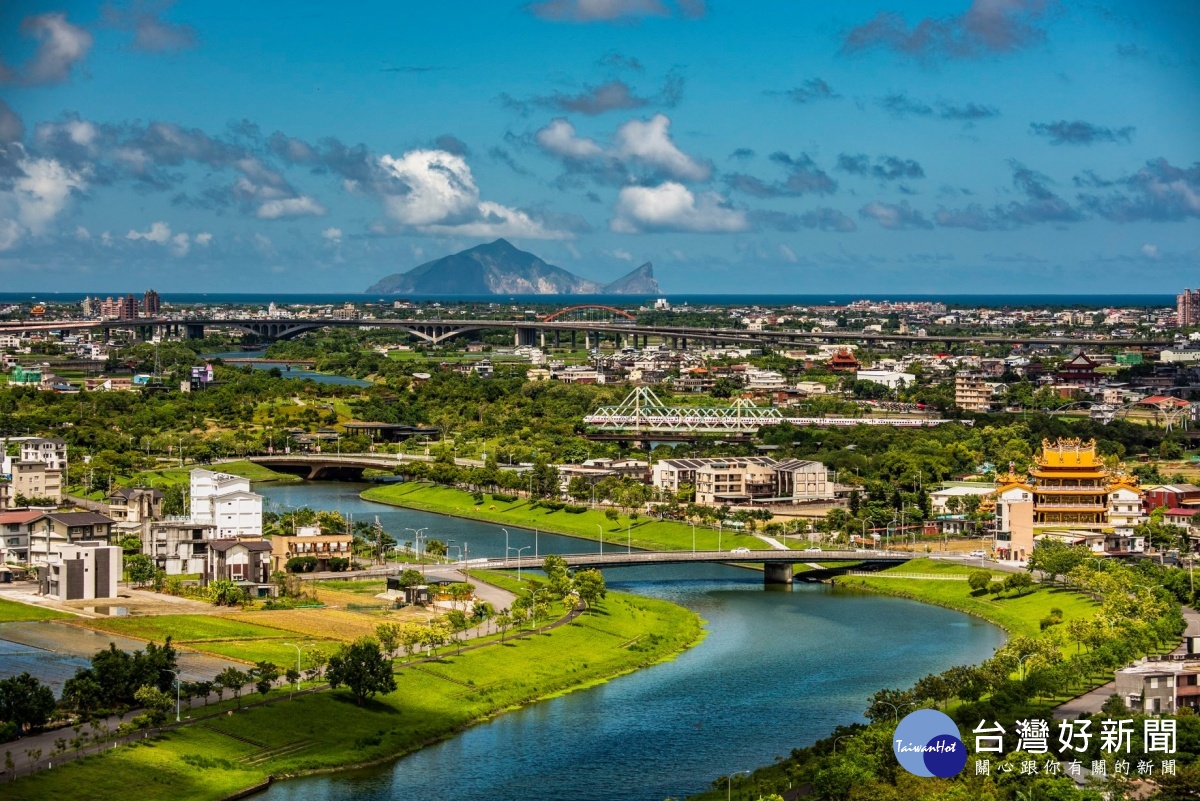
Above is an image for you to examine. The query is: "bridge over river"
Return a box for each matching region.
[466,548,915,585]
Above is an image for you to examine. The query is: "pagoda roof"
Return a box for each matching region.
[1034,437,1102,469]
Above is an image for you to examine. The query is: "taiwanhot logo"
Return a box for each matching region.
[892,709,967,778]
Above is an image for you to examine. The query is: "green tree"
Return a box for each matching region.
[124,553,156,587]
[0,673,56,733]
[207,579,246,606]
[132,685,173,727]
[252,662,280,697]
[967,570,992,593]
[216,667,249,707]
[574,569,607,611]
[375,622,401,658]
[326,637,396,706]
[1026,539,1089,584]
[1004,572,1035,596]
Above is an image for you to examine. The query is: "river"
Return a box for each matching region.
[200,350,371,386]
[254,482,1005,801]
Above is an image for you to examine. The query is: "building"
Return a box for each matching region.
[6,461,63,506]
[855,369,915,390]
[39,541,121,601]
[142,289,161,316]
[189,468,263,538]
[0,509,41,563]
[652,457,777,498]
[773,459,834,502]
[1115,659,1200,713]
[19,438,68,471]
[1178,289,1200,327]
[9,365,42,385]
[270,529,353,573]
[744,369,787,391]
[1143,484,1200,515]
[1058,352,1100,385]
[118,294,139,320]
[107,487,163,524]
[827,349,861,373]
[930,485,993,515]
[143,520,216,575]
[29,511,115,564]
[694,460,778,504]
[955,372,992,413]
[206,539,273,592]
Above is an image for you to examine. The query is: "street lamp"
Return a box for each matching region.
[627,519,632,554]
[596,523,603,555]
[514,545,531,582]
[727,770,751,801]
[405,527,427,560]
[690,521,696,554]
[283,643,310,692]
[165,669,181,722]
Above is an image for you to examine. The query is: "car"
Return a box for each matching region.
[805,546,822,552]
[730,547,751,554]
[969,550,988,559]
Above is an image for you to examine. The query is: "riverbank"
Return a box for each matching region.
[361,481,766,552]
[6,587,704,801]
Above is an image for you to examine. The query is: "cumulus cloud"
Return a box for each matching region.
[1080,159,1200,223]
[102,1,197,52]
[611,182,748,233]
[257,195,326,219]
[0,13,94,86]
[0,101,25,145]
[935,161,1082,229]
[858,200,933,230]
[842,0,1050,61]
[321,227,343,243]
[837,153,924,181]
[1029,120,1135,146]
[534,113,710,184]
[126,221,195,255]
[127,221,172,244]
[1141,243,1160,259]
[726,152,837,197]
[194,231,212,245]
[526,0,705,23]
[378,148,570,239]
[0,152,87,249]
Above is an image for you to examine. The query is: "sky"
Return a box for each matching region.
[0,0,1198,294]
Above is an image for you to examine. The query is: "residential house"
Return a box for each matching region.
[1143,484,1200,515]
[107,487,164,524]
[38,541,121,601]
[1115,659,1200,714]
[29,511,114,565]
[270,529,353,573]
[0,509,40,563]
[189,468,263,538]
[142,520,216,575]
[773,459,835,502]
[206,538,273,594]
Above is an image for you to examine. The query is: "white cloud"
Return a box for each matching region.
[194,232,213,246]
[535,119,605,159]
[256,195,326,219]
[611,182,749,233]
[377,148,570,239]
[614,114,710,181]
[0,220,21,252]
[7,154,86,237]
[322,227,343,243]
[170,232,190,257]
[612,249,634,261]
[780,244,799,263]
[127,221,173,244]
[1140,243,1160,259]
[0,13,94,87]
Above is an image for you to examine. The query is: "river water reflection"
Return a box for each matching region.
[255,482,1005,801]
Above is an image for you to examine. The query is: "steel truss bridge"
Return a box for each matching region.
[582,387,963,433]
[1047,399,1196,432]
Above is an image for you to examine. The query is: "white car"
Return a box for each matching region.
[730,547,751,554]
[969,550,988,559]
[805,547,822,553]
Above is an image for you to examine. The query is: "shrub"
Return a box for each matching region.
[987,581,1005,596]
[286,556,318,573]
[564,504,587,514]
[328,557,350,572]
[491,492,516,503]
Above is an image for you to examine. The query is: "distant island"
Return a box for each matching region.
[365,239,659,295]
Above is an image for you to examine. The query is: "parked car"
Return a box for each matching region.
[805,546,822,552]
[730,547,751,554]
[969,550,987,558]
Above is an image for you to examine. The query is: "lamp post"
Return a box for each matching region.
[596,523,603,555]
[283,643,309,692]
[502,528,510,564]
[446,540,458,563]
[718,521,723,553]
[514,546,530,582]
[727,770,751,801]
[690,521,696,554]
[627,519,632,554]
[874,700,912,720]
[166,669,181,723]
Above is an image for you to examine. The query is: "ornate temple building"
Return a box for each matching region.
[990,438,1145,561]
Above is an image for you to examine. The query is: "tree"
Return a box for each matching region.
[132,685,173,727]
[396,568,423,588]
[1004,572,1035,596]
[496,611,513,643]
[967,570,992,593]
[424,539,447,557]
[0,673,56,733]
[326,637,396,706]
[543,554,572,598]
[60,673,104,720]
[124,553,156,587]
[1026,539,1089,584]
[207,579,246,606]
[252,662,280,697]
[574,569,607,611]
[375,622,402,658]
[216,667,249,707]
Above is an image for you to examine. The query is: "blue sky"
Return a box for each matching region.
[0,0,1197,293]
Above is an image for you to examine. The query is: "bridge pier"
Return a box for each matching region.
[764,563,793,586]
[186,323,205,340]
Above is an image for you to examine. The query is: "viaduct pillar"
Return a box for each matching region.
[764,563,793,586]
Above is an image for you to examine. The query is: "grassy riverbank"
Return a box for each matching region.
[361,481,766,552]
[835,558,1099,639]
[9,589,703,801]
[0,597,73,623]
[135,460,303,487]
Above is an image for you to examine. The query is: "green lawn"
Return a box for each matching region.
[362,482,766,552]
[837,558,1099,639]
[82,614,292,643]
[0,597,73,623]
[8,590,702,801]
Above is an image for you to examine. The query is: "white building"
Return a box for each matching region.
[20,438,68,471]
[930,485,994,515]
[855,370,915,390]
[39,541,121,601]
[744,369,787,391]
[189,469,263,538]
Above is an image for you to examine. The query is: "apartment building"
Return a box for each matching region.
[39,541,121,601]
[1116,659,1200,713]
[270,529,353,573]
[142,520,217,575]
[189,468,263,538]
[29,511,115,564]
[653,457,834,505]
[954,372,992,413]
[0,509,40,563]
[107,487,163,524]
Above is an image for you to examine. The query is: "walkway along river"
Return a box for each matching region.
[255,481,1005,801]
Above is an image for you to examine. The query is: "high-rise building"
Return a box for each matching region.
[1178,289,1200,327]
[954,372,991,413]
[118,294,139,320]
[143,289,161,316]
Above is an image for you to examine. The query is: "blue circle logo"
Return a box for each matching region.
[892,709,967,778]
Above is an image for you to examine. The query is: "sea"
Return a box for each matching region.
[0,292,1179,309]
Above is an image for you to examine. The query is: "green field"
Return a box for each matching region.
[0,597,73,623]
[362,482,766,552]
[9,590,703,801]
[79,614,340,664]
[836,558,1099,639]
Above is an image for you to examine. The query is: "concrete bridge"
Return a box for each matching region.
[248,453,408,480]
[467,548,915,585]
[0,316,1173,350]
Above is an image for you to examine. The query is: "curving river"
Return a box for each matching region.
[255,482,1005,801]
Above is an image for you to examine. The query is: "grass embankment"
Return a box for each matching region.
[0,597,73,623]
[135,459,303,487]
[9,590,703,801]
[836,558,1099,639]
[362,482,766,552]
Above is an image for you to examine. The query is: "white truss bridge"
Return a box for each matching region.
[583,387,962,433]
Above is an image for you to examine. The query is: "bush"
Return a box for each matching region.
[604,509,620,521]
[491,492,516,503]
[564,504,587,514]
[987,581,1005,596]
[286,556,318,573]
[1039,615,1061,631]
[328,557,350,572]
